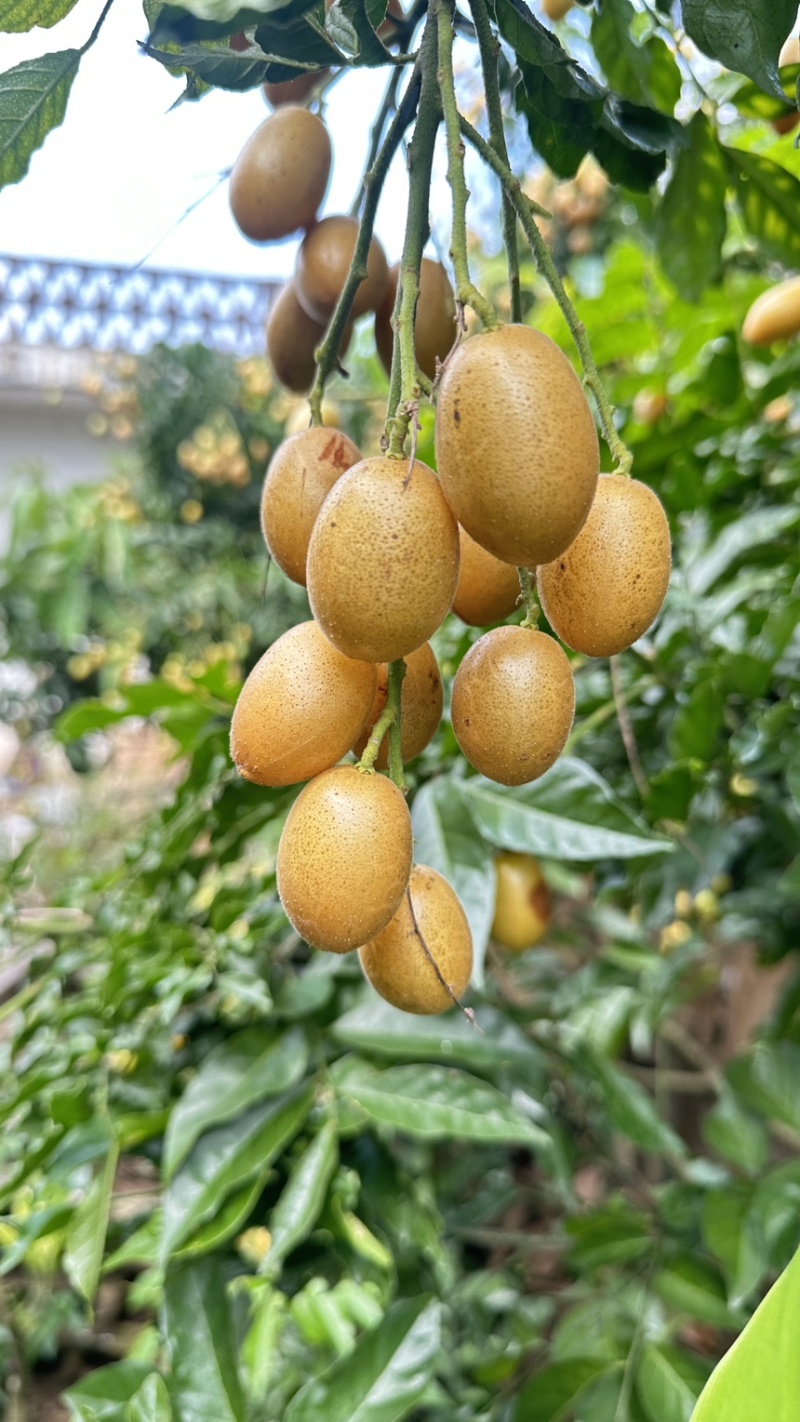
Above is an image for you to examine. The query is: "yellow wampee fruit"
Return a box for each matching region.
[742,276,800,347]
[266,283,352,394]
[295,215,389,322]
[452,526,521,626]
[229,108,331,242]
[374,258,456,381]
[542,0,574,16]
[435,325,599,567]
[352,642,443,767]
[451,625,575,786]
[261,426,361,586]
[263,70,330,106]
[276,765,413,952]
[307,456,460,663]
[359,865,473,1014]
[230,621,376,787]
[492,852,553,951]
[537,474,671,658]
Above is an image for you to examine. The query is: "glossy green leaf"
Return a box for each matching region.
[0,0,79,30]
[727,1041,800,1132]
[285,1295,441,1422]
[262,1121,338,1277]
[589,1053,686,1157]
[655,1256,735,1328]
[592,0,682,113]
[0,49,80,191]
[692,1246,800,1421]
[703,1188,764,1306]
[326,0,389,64]
[514,1357,614,1421]
[164,1259,246,1422]
[726,148,800,266]
[684,505,800,596]
[64,1138,120,1304]
[176,1169,269,1258]
[682,0,797,100]
[411,777,496,984]
[64,1362,153,1421]
[332,1058,550,1147]
[637,1345,706,1422]
[656,114,727,299]
[333,997,544,1074]
[127,1374,173,1422]
[703,1094,768,1175]
[163,1026,307,1179]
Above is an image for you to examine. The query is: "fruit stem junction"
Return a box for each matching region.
[358,705,396,773]
[467,0,522,324]
[516,566,540,629]
[459,114,634,478]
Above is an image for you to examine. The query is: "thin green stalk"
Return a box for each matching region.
[358,705,396,772]
[309,65,422,425]
[435,0,497,331]
[459,114,633,476]
[467,0,521,323]
[516,566,540,628]
[387,659,407,790]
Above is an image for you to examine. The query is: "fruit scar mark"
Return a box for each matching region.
[405,887,481,1031]
[321,434,353,472]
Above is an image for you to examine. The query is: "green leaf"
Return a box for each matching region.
[588,1053,686,1158]
[726,147,800,266]
[703,1094,768,1175]
[0,0,80,30]
[163,1026,307,1179]
[64,1139,120,1304]
[682,0,797,100]
[669,677,725,763]
[592,0,682,113]
[164,1259,246,1422]
[691,1246,800,1421]
[727,1041,800,1133]
[127,1374,173,1422]
[637,1345,706,1422]
[161,1085,312,1258]
[684,505,800,596]
[0,49,80,192]
[514,1357,615,1421]
[163,0,313,17]
[326,0,389,64]
[656,114,728,299]
[285,1295,441,1422]
[262,1121,339,1278]
[702,1188,764,1307]
[655,1256,735,1328]
[333,997,544,1074]
[331,1058,550,1147]
[65,1363,153,1421]
[411,777,496,984]
[176,1169,269,1258]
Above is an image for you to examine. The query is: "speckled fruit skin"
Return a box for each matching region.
[277,766,413,953]
[263,70,330,106]
[307,456,460,663]
[451,625,575,786]
[492,852,552,951]
[375,258,456,381]
[453,526,521,626]
[266,283,352,394]
[352,642,443,767]
[230,622,376,787]
[229,108,331,242]
[261,427,361,586]
[435,325,599,567]
[742,276,800,346]
[536,474,671,658]
[359,865,473,1014]
[296,215,389,322]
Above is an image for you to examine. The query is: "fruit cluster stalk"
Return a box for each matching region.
[467,0,522,324]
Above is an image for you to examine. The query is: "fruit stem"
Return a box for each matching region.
[436,0,498,333]
[386,658,407,790]
[358,705,396,773]
[459,115,634,477]
[467,0,522,324]
[516,566,540,628]
[385,12,441,457]
[309,63,423,426]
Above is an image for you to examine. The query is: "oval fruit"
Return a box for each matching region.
[230,621,376,787]
[263,69,330,106]
[276,765,413,952]
[375,258,456,381]
[452,526,521,626]
[307,456,460,662]
[266,283,352,394]
[435,325,599,567]
[296,215,389,322]
[536,474,671,657]
[261,426,361,585]
[230,107,331,242]
[360,865,473,1014]
[742,276,800,347]
[352,642,443,767]
[542,0,574,16]
[451,625,575,786]
[492,852,552,951]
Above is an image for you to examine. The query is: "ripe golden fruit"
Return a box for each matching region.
[261,427,361,585]
[266,283,352,394]
[296,215,389,322]
[276,765,413,952]
[263,69,330,106]
[360,865,473,1014]
[542,0,574,17]
[229,108,331,242]
[230,621,376,787]
[435,325,599,567]
[352,642,443,767]
[451,626,574,786]
[742,276,800,346]
[374,258,456,381]
[452,526,521,626]
[307,456,460,662]
[492,852,552,951]
[536,474,671,658]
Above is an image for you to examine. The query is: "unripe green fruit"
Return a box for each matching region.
[435,325,599,567]
[536,474,671,657]
[451,625,574,785]
[359,865,473,1014]
[277,765,413,952]
[352,642,443,767]
[230,621,376,787]
[307,456,460,662]
[261,427,361,586]
[266,283,352,394]
[296,215,389,322]
[230,108,331,242]
[452,526,521,626]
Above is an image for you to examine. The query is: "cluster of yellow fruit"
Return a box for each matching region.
[177,413,253,488]
[229,315,671,1015]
